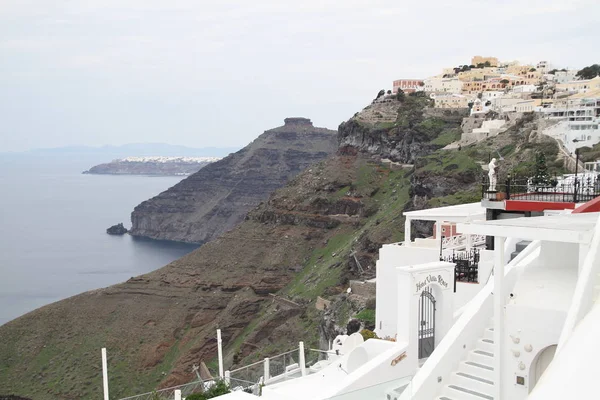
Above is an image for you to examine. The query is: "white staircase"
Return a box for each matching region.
[435,325,495,400]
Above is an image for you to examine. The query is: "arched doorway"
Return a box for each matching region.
[529,344,557,392]
[418,286,436,359]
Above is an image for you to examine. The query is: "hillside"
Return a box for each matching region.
[129,118,338,243]
[0,96,563,400]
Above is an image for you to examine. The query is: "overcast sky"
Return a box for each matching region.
[0,0,598,152]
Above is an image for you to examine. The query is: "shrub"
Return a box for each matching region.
[360,329,378,341]
[355,309,375,330]
[186,379,231,400]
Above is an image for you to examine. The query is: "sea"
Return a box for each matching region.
[0,154,198,326]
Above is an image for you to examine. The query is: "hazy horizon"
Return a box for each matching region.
[1,0,599,152]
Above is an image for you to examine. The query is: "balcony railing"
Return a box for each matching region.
[481,175,600,203]
[441,249,481,288]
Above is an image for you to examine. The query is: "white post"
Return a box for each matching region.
[299,341,306,376]
[174,389,182,400]
[224,370,230,385]
[405,217,412,246]
[436,220,443,252]
[493,236,506,400]
[217,329,224,378]
[101,348,109,400]
[466,234,473,251]
[263,357,270,384]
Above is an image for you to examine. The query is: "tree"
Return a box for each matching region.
[484,61,491,67]
[375,89,385,100]
[576,64,600,80]
[476,63,485,69]
[500,79,510,85]
[396,89,405,102]
[387,89,392,95]
[531,152,551,188]
[461,65,471,72]
[529,67,536,72]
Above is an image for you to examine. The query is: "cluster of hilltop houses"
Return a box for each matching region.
[392,56,600,154]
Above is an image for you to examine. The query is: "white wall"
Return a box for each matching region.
[500,241,579,399]
[375,245,439,339]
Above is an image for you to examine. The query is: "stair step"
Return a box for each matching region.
[446,385,494,400]
[476,339,494,353]
[510,251,520,261]
[451,372,494,394]
[459,361,494,381]
[483,328,494,340]
[515,240,532,252]
[474,350,494,357]
[468,349,494,365]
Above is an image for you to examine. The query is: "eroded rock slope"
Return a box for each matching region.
[129,118,337,243]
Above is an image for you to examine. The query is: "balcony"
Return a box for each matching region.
[482,175,600,204]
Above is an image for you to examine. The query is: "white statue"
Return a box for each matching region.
[488,158,497,191]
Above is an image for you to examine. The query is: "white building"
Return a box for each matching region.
[552,70,578,84]
[513,84,537,93]
[542,90,600,153]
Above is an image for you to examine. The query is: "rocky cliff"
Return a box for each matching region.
[0,97,561,400]
[129,118,338,243]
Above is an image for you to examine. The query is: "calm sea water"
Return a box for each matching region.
[0,155,198,326]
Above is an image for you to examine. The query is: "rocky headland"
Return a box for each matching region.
[0,96,566,400]
[128,118,338,243]
[83,156,221,176]
[106,223,128,235]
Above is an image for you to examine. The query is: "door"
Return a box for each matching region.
[418,286,436,359]
[529,344,557,392]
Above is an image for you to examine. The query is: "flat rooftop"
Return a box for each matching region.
[403,202,485,222]
[457,212,599,244]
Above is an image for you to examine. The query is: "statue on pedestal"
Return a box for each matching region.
[488,158,497,191]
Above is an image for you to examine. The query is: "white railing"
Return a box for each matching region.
[441,234,486,250]
[406,240,541,400]
[117,379,210,400]
[225,342,307,395]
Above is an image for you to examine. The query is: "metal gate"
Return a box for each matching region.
[418,286,436,359]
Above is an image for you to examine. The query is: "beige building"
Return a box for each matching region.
[461,79,508,95]
[556,76,600,94]
[471,56,499,67]
[423,77,463,94]
[457,67,499,82]
[432,93,470,108]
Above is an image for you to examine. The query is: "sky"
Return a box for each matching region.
[0,0,599,152]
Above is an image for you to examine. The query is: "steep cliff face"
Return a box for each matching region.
[129,118,337,243]
[338,95,467,163]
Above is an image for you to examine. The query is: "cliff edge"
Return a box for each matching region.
[129,118,337,243]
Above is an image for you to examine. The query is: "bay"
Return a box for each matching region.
[0,154,198,326]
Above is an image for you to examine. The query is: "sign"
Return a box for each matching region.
[414,272,450,294]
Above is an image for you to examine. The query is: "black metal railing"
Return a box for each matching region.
[481,175,600,203]
[442,249,480,290]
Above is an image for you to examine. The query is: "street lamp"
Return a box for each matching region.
[573,139,580,202]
